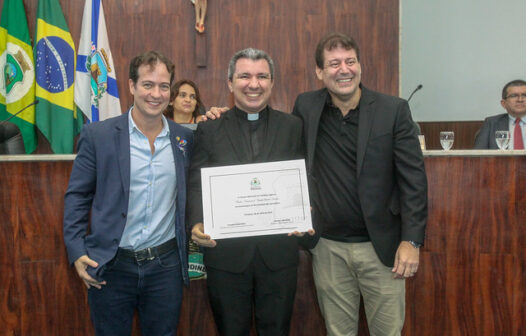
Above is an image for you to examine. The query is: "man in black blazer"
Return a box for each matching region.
[189,48,312,336]
[292,33,428,335]
[474,79,526,149]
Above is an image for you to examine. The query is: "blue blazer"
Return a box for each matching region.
[63,113,193,284]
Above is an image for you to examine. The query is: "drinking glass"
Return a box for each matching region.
[440,131,454,150]
[495,130,510,150]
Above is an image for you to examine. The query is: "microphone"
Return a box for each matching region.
[407,84,423,103]
[0,100,39,125]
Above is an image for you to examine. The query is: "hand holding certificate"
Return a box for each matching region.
[191,222,217,247]
[200,159,313,239]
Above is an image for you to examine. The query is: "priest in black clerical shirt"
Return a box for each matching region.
[187,48,313,336]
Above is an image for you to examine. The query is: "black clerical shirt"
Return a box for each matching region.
[313,96,369,242]
[233,106,268,161]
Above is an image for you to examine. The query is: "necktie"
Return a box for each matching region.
[514,118,524,150]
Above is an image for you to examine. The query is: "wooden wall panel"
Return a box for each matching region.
[0,164,21,335]
[478,254,514,335]
[179,280,218,336]
[419,121,483,149]
[514,158,526,335]
[403,251,446,336]
[290,252,327,336]
[2,1,492,152]
[403,155,526,335]
[0,0,399,153]
[3,156,526,335]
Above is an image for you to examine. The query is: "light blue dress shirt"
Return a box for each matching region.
[119,110,177,250]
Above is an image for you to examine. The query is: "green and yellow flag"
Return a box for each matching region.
[34,0,82,154]
[0,0,37,153]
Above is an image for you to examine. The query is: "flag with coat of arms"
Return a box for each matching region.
[0,0,37,153]
[34,0,83,154]
[75,0,120,123]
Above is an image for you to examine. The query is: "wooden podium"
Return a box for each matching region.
[1,151,525,335]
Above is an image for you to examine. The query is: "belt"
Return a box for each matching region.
[118,238,177,262]
[322,234,370,243]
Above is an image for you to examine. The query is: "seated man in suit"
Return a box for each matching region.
[0,121,25,154]
[474,79,526,149]
[189,48,313,336]
[63,51,193,336]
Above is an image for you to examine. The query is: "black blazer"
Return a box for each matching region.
[292,87,428,267]
[187,107,304,273]
[473,113,509,149]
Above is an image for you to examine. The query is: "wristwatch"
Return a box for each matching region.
[408,241,422,249]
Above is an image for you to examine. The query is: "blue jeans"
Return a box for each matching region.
[88,249,183,336]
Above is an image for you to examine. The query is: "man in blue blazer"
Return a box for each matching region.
[63,51,193,335]
[474,79,526,149]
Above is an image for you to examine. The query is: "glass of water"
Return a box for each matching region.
[440,131,454,150]
[495,130,510,150]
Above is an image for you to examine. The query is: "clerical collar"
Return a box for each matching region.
[233,106,269,121]
[247,113,259,121]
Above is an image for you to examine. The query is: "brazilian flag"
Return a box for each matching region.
[0,0,37,154]
[34,0,83,154]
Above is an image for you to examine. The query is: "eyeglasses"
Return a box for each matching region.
[505,93,526,100]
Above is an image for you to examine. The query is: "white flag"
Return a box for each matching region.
[74,0,120,122]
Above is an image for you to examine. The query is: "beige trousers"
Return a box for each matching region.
[311,238,405,336]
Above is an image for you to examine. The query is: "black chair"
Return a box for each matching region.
[0,121,25,154]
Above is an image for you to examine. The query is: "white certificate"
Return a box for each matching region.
[201,159,312,239]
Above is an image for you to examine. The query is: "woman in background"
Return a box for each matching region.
[165,79,205,124]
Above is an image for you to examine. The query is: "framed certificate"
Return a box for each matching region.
[201,159,312,239]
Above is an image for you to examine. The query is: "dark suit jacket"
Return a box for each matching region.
[187,107,304,273]
[473,113,509,149]
[292,87,428,267]
[63,113,194,284]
